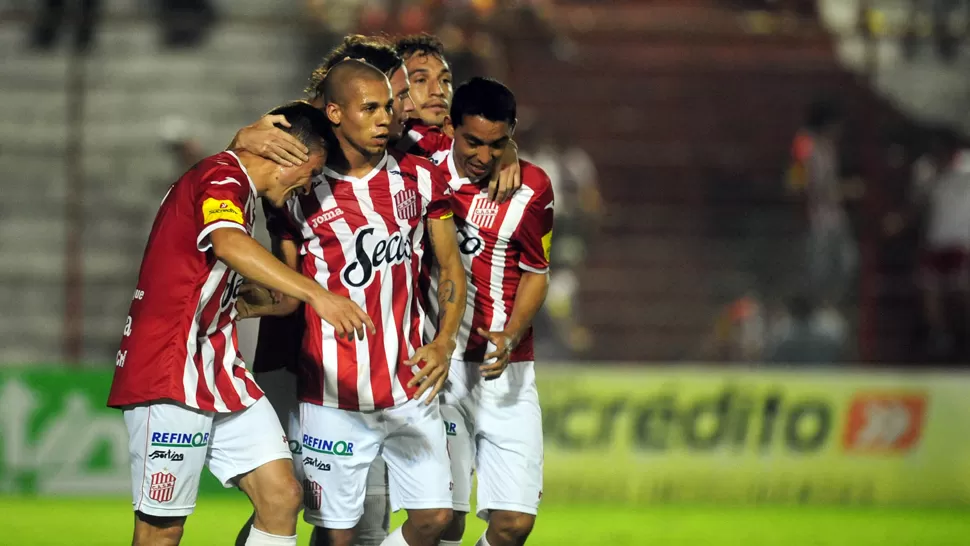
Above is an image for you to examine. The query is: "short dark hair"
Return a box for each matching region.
[265,101,334,152]
[396,33,446,61]
[306,35,402,99]
[450,77,516,128]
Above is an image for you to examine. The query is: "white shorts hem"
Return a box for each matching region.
[134,504,196,518]
[303,513,362,530]
[211,450,293,487]
[476,501,539,521]
[452,502,471,513]
[390,499,455,512]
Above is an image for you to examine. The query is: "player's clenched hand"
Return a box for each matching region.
[488,140,521,203]
[406,340,452,404]
[235,283,279,319]
[307,290,375,341]
[477,327,516,380]
[233,115,309,168]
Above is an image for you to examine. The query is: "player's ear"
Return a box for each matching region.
[325,102,341,126]
[509,118,517,137]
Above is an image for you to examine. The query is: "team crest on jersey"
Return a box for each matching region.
[469,193,500,229]
[303,479,322,510]
[394,188,419,221]
[149,471,176,502]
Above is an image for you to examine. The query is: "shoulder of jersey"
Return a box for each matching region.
[195,152,248,188]
[519,159,552,193]
[391,148,437,171]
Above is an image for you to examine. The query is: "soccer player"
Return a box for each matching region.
[395,33,520,201]
[234,35,412,546]
[106,102,375,546]
[283,60,466,546]
[426,78,554,546]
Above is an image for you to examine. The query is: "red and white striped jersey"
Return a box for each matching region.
[396,120,451,167]
[273,150,452,411]
[429,150,555,363]
[108,151,263,413]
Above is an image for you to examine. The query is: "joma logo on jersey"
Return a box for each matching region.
[468,194,500,229]
[341,227,413,288]
[310,207,344,228]
[151,432,209,448]
[302,435,354,456]
[843,393,926,453]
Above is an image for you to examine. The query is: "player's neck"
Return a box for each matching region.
[233,151,274,194]
[329,137,384,179]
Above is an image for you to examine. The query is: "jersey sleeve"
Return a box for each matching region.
[263,198,302,242]
[516,172,555,274]
[195,169,251,252]
[425,162,454,221]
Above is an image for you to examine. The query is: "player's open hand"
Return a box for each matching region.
[488,140,521,203]
[233,115,309,168]
[477,327,516,380]
[406,340,453,404]
[308,290,376,341]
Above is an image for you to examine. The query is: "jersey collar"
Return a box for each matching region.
[323,152,388,185]
[224,150,259,196]
[446,144,473,193]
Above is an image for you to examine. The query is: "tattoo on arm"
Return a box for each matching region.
[438,280,456,305]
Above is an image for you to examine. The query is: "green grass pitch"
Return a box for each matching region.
[2,496,969,545]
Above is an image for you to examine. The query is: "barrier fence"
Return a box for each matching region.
[2,366,969,505]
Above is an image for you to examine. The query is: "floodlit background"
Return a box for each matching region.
[2,0,970,544]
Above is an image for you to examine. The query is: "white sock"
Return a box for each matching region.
[440,541,463,546]
[244,526,297,546]
[475,531,493,546]
[379,526,410,546]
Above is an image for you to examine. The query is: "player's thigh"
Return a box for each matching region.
[441,402,474,513]
[474,388,544,520]
[207,396,292,488]
[300,401,383,529]
[124,402,212,518]
[254,370,304,482]
[382,395,453,512]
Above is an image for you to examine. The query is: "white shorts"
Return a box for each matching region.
[300,394,452,529]
[123,396,291,518]
[255,369,389,495]
[440,401,474,513]
[446,360,544,520]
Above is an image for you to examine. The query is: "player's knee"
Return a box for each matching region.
[133,512,185,546]
[255,474,303,521]
[409,507,453,539]
[441,510,467,541]
[491,511,535,542]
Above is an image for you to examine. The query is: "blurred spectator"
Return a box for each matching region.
[159,116,205,182]
[519,120,603,358]
[156,0,216,49]
[902,0,970,62]
[700,288,769,362]
[30,0,100,52]
[915,131,970,360]
[789,98,858,316]
[765,292,847,365]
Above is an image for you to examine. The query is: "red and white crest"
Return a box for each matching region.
[394,189,419,220]
[149,471,176,503]
[303,479,322,510]
[468,194,500,229]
